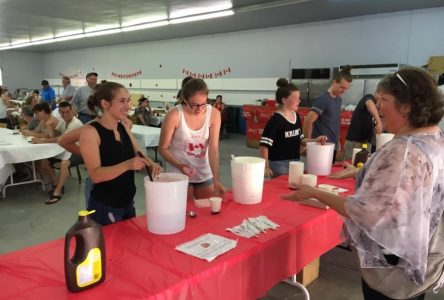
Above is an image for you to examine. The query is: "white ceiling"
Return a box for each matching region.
[1,0,443,53]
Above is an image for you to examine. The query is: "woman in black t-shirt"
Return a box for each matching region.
[260,79,327,178]
[80,82,162,225]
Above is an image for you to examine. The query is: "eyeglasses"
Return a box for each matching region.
[186,101,207,111]
[394,72,408,88]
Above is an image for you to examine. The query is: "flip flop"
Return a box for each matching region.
[47,186,65,196]
[46,194,62,205]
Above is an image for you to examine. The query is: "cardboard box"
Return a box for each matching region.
[428,56,444,74]
[297,257,320,286]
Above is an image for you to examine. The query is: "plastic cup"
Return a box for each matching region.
[209,197,222,214]
[288,161,304,188]
[301,174,317,187]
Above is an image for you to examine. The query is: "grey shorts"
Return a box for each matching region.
[189,178,213,189]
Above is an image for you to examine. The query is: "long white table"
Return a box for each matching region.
[130,125,162,163]
[0,128,69,198]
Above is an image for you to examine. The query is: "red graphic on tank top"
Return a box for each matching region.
[185,136,207,158]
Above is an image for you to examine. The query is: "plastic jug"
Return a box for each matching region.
[353,144,370,166]
[376,133,395,150]
[306,142,335,176]
[231,156,265,204]
[144,173,189,234]
[64,210,106,293]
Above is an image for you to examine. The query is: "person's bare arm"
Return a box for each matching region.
[208,108,225,196]
[259,146,273,178]
[283,185,349,218]
[302,111,319,139]
[123,122,162,176]
[365,100,382,134]
[58,126,83,156]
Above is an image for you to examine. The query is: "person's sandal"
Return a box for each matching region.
[46,194,62,205]
[47,186,65,196]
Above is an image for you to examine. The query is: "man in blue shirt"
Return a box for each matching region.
[303,66,353,162]
[40,80,56,110]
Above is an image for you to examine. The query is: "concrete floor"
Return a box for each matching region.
[0,133,443,299]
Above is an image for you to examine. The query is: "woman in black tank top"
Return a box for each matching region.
[79,82,162,226]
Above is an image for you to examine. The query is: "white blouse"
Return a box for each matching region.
[345,132,444,285]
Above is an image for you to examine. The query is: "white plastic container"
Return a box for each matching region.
[144,173,189,235]
[376,133,395,150]
[231,156,265,204]
[288,161,304,188]
[306,142,335,176]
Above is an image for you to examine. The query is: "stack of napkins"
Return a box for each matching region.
[175,233,237,262]
[226,216,279,238]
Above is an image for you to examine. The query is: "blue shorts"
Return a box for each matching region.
[189,178,213,189]
[87,196,136,226]
[269,159,299,178]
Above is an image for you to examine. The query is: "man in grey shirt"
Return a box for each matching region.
[72,72,98,123]
[303,66,353,162]
[60,76,76,102]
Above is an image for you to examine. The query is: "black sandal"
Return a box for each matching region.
[47,186,65,196]
[46,194,62,205]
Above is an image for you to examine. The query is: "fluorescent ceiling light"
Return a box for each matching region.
[84,28,122,37]
[85,24,120,33]
[170,10,234,24]
[54,34,85,42]
[11,39,30,46]
[122,15,167,27]
[170,2,233,19]
[31,39,55,46]
[4,43,30,50]
[122,20,169,32]
[55,30,83,38]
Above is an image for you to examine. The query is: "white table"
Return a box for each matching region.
[0,128,69,198]
[130,125,162,164]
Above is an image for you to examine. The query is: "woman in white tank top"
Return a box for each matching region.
[159,79,226,201]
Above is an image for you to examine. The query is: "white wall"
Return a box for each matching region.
[2,7,444,104]
[0,51,44,92]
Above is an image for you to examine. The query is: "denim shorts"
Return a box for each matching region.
[269,159,299,178]
[189,177,213,189]
[87,196,136,226]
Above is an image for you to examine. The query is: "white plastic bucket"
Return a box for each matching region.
[144,173,189,235]
[376,133,394,150]
[231,156,265,204]
[306,142,335,176]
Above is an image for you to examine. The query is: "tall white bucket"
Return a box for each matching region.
[306,142,335,176]
[231,156,265,204]
[144,173,189,235]
[376,133,394,150]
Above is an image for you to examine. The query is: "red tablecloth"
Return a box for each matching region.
[0,169,355,300]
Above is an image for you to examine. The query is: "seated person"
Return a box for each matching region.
[22,102,59,138]
[21,102,59,189]
[134,97,153,126]
[32,101,83,204]
[20,105,39,131]
[0,91,17,128]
